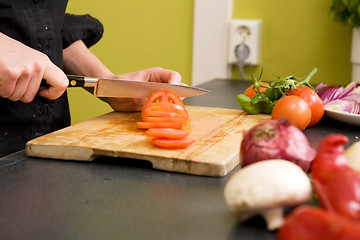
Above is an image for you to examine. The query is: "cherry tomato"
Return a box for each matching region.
[146,128,189,139]
[288,86,324,127]
[271,95,311,130]
[151,137,195,149]
[136,121,182,129]
[243,82,269,98]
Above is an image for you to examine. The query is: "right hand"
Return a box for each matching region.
[0,33,68,103]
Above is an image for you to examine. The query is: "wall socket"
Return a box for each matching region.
[227,19,262,65]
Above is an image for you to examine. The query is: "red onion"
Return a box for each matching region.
[337,81,357,99]
[315,83,338,104]
[325,99,360,114]
[316,82,360,114]
[316,82,358,104]
[342,93,360,103]
[240,118,316,172]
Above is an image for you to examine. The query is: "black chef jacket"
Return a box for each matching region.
[0,0,104,157]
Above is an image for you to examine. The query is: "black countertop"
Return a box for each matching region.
[1,79,359,240]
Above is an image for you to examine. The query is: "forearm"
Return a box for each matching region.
[62,40,113,78]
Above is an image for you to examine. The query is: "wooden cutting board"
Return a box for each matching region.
[26,106,270,177]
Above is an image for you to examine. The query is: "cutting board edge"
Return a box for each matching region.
[91,149,237,177]
[25,143,97,161]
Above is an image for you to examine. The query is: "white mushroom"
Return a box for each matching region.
[224,159,312,231]
[345,141,360,172]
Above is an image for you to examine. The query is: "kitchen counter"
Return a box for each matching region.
[1,79,359,240]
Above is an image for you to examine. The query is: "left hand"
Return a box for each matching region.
[102,67,183,111]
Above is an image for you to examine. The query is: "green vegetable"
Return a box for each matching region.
[330,0,360,27]
[236,68,318,114]
[236,94,261,114]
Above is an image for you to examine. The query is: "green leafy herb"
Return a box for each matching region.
[236,68,318,114]
[330,0,360,27]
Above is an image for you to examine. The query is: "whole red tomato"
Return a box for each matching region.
[287,86,324,127]
[271,95,311,130]
[243,82,269,98]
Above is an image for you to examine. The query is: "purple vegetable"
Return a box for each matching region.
[325,99,359,114]
[240,118,316,172]
[316,82,360,114]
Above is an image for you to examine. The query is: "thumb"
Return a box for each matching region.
[38,63,68,100]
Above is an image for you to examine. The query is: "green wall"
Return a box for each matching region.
[233,0,352,85]
[66,0,194,124]
[66,0,352,124]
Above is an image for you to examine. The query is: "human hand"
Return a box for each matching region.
[0,33,68,103]
[102,67,183,111]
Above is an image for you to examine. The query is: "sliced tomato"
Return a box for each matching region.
[136,121,182,129]
[151,137,195,149]
[142,116,187,127]
[142,111,180,118]
[142,103,188,118]
[143,90,185,110]
[146,128,189,139]
[142,105,188,119]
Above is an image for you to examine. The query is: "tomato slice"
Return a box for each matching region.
[143,90,185,110]
[142,116,187,127]
[142,103,188,118]
[136,121,182,129]
[151,137,195,149]
[146,128,189,139]
[142,105,188,119]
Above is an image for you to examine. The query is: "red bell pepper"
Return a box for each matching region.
[311,134,360,222]
[278,206,360,240]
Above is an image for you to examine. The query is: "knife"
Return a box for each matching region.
[63,75,209,98]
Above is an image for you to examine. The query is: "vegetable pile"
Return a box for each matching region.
[137,90,195,149]
[224,119,360,238]
[316,81,360,114]
[236,68,325,130]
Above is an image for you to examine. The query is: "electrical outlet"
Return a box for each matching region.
[227,19,262,65]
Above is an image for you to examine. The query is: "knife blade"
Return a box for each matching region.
[66,75,209,98]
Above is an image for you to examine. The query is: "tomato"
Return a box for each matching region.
[151,137,195,149]
[139,90,194,149]
[136,121,182,129]
[143,90,185,110]
[147,128,189,139]
[288,86,324,127]
[142,103,188,119]
[243,82,269,98]
[271,95,311,130]
[141,90,188,129]
[142,116,187,128]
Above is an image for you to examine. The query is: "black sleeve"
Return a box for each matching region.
[61,13,104,49]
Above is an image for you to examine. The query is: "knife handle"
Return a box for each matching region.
[67,75,98,88]
[40,75,99,90]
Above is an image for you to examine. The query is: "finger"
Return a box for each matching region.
[151,68,182,85]
[0,77,16,98]
[166,71,182,85]
[38,63,68,100]
[8,74,31,101]
[20,74,43,103]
